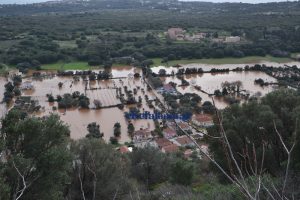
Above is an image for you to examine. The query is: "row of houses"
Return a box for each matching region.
[166,28,241,43]
[167,28,207,42]
[132,113,213,143]
[118,135,197,159]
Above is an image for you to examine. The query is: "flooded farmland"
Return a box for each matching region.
[151,61,300,74]
[160,71,277,109]
[0,64,282,142]
[1,67,157,143]
[22,72,156,143]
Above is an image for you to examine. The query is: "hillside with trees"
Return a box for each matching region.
[1,1,300,69]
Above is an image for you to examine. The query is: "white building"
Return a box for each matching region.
[20,81,34,90]
[225,36,241,43]
[167,28,184,40]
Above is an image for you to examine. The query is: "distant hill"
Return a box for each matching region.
[0,0,300,16]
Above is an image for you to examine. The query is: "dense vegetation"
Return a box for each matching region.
[1,0,300,70]
[206,89,300,198]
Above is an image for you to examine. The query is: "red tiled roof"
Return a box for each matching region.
[162,144,179,153]
[184,149,193,158]
[119,146,129,154]
[155,138,173,148]
[178,122,189,129]
[193,114,213,123]
[167,122,177,130]
[163,127,177,137]
[176,136,193,145]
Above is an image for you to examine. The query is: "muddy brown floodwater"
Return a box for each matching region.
[160,71,277,109]
[151,61,300,74]
[0,67,157,143]
[23,72,156,143]
[0,65,279,142]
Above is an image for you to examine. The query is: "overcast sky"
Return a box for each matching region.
[181,0,292,3]
[0,0,293,5]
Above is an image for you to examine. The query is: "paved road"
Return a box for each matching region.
[142,76,204,142]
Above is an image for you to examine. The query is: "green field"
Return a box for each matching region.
[152,55,293,66]
[41,61,130,70]
[40,55,294,70]
[41,62,92,70]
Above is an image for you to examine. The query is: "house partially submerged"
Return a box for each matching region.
[20,81,34,90]
[157,84,177,95]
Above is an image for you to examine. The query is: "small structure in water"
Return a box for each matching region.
[20,81,34,90]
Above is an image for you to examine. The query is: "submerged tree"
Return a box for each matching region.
[93,99,102,109]
[127,123,135,138]
[86,122,103,139]
[114,122,121,137]
[58,82,63,88]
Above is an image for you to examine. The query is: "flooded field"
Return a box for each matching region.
[31,75,156,143]
[152,61,300,74]
[161,71,277,109]
[0,65,279,141]
[1,67,156,143]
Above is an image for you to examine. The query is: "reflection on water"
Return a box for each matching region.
[0,65,279,141]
